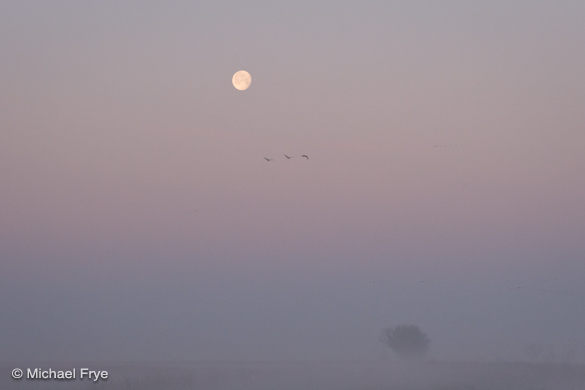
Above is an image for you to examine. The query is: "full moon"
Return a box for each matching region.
[232,70,252,91]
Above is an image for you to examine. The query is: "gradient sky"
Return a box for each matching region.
[1,1,584,363]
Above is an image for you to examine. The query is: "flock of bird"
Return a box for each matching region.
[264,154,309,162]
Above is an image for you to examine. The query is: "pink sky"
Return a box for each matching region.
[1,1,584,363]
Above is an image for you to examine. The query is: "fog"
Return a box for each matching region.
[1,0,584,388]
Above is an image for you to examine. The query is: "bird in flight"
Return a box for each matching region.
[284,154,293,159]
[264,157,273,162]
[301,154,309,160]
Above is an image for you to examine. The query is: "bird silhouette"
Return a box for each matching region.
[264,157,273,162]
[284,154,293,159]
[301,154,309,159]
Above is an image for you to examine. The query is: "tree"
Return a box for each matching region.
[382,324,430,359]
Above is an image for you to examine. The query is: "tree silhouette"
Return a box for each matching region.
[382,324,430,359]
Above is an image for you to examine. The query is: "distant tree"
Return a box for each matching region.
[382,324,430,359]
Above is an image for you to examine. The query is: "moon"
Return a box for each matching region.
[232,70,252,91]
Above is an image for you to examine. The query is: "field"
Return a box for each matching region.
[3,361,584,390]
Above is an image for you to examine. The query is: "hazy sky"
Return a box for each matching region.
[1,1,584,363]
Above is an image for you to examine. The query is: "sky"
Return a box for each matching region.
[1,1,584,363]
